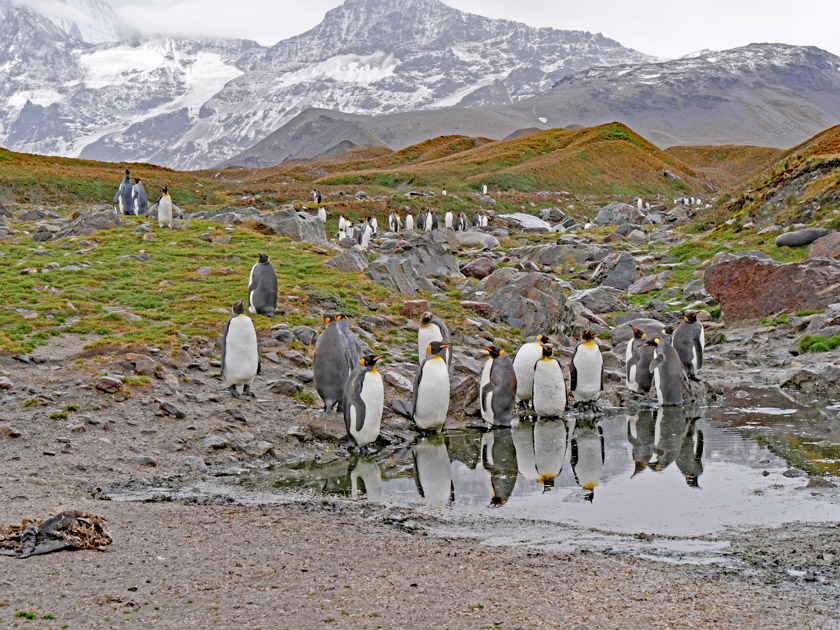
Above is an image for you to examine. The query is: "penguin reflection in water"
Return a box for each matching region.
[343,354,386,450]
[626,410,657,476]
[411,341,452,432]
[221,300,260,399]
[313,313,354,412]
[413,435,454,506]
[479,428,518,506]
[676,416,704,487]
[571,417,604,503]
[513,417,568,490]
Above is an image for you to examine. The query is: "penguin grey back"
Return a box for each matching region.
[132,178,148,215]
[672,313,704,380]
[646,336,684,406]
[337,314,360,366]
[113,170,133,215]
[481,345,517,427]
[248,253,278,317]
[313,314,354,411]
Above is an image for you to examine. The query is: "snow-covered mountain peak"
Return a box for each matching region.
[5,0,134,43]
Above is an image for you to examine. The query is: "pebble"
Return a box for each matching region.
[0,424,22,438]
[134,456,157,467]
[159,401,186,418]
[183,456,209,474]
[0,376,12,389]
[201,434,228,451]
[257,441,275,456]
[95,376,123,393]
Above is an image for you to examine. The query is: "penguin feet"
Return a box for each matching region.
[689,374,701,382]
[229,385,240,399]
[242,385,256,399]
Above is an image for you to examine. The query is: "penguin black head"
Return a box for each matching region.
[581,330,597,342]
[258,252,269,264]
[232,300,245,315]
[641,336,661,348]
[685,475,700,488]
[133,177,141,184]
[489,496,506,507]
[420,311,434,325]
[662,325,676,335]
[540,344,554,358]
[630,326,646,340]
[483,344,503,358]
[684,312,698,323]
[322,312,335,325]
[162,185,168,194]
[360,353,387,369]
[125,168,130,175]
[536,334,552,345]
[427,341,451,357]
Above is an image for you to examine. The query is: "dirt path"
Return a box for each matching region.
[1,500,835,630]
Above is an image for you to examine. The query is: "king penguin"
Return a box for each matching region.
[337,313,360,366]
[570,330,604,408]
[113,169,133,215]
[313,313,354,411]
[513,417,567,489]
[153,185,173,228]
[444,210,454,229]
[512,334,552,409]
[672,311,705,381]
[643,336,684,407]
[415,211,425,231]
[343,353,386,449]
[417,311,451,367]
[405,213,414,231]
[411,341,451,432]
[388,211,401,233]
[247,253,278,317]
[131,177,148,216]
[479,345,517,427]
[626,325,655,394]
[532,344,567,418]
[221,300,260,398]
[317,207,326,223]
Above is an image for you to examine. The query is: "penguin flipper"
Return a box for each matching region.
[257,353,261,376]
[410,361,426,419]
[220,316,232,377]
[172,204,182,216]
[569,355,578,393]
[649,354,663,374]
[148,202,159,214]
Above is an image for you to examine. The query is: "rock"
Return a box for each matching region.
[399,300,430,320]
[590,252,638,290]
[250,206,328,246]
[272,329,295,343]
[122,353,157,376]
[195,267,213,276]
[461,258,497,280]
[391,398,412,418]
[497,213,552,233]
[159,401,186,419]
[627,271,671,296]
[184,456,209,474]
[449,375,479,416]
[805,303,840,332]
[808,232,840,258]
[663,170,681,180]
[95,376,122,394]
[477,267,573,337]
[478,195,496,205]
[384,371,413,394]
[521,243,609,267]
[603,232,625,243]
[447,230,500,250]
[52,208,122,240]
[611,318,666,345]
[325,250,369,272]
[267,379,302,396]
[202,434,229,451]
[781,365,840,394]
[705,252,840,320]
[592,202,645,226]
[257,440,275,457]
[681,279,709,302]
[292,326,317,345]
[775,228,832,248]
[572,287,627,314]
[0,424,22,438]
[366,231,459,297]
[460,301,495,319]
[0,376,12,390]
[134,456,157,467]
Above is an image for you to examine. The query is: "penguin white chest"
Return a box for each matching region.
[351,371,384,447]
[512,342,541,402]
[158,196,173,227]
[247,264,258,314]
[533,359,566,417]
[414,359,450,431]
[572,344,602,401]
[652,352,664,405]
[317,207,326,223]
[444,212,453,228]
[405,215,414,230]
[417,324,443,363]
[224,316,258,386]
[480,358,494,422]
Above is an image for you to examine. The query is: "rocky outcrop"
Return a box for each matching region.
[627,271,670,296]
[325,250,369,273]
[571,287,627,314]
[461,258,496,279]
[52,207,122,240]
[704,251,840,320]
[496,213,552,233]
[517,243,609,268]
[250,206,328,246]
[590,251,638,290]
[592,202,645,226]
[775,228,832,248]
[366,231,459,297]
[809,232,840,258]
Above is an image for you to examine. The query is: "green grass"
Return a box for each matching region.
[799,332,840,354]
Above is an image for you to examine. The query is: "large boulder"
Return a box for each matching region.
[251,206,328,246]
[775,228,832,248]
[475,267,573,337]
[627,271,671,296]
[366,231,459,297]
[571,287,627,314]
[53,207,122,239]
[592,203,645,226]
[447,230,499,250]
[809,232,840,258]
[325,250,369,273]
[590,252,638,290]
[461,257,497,279]
[202,206,262,224]
[519,243,609,268]
[497,213,553,233]
[704,251,840,320]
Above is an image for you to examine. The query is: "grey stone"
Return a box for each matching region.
[272,329,295,343]
[591,252,638,290]
[134,456,157,467]
[461,257,497,279]
[250,206,328,246]
[627,271,671,296]
[391,398,412,418]
[497,213,552,233]
[292,326,318,345]
[184,456,209,474]
[592,202,645,226]
[202,434,229,451]
[572,287,627,313]
[325,249,370,272]
[159,401,186,419]
[267,379,303,396]
[95,376,122,393]
[366,231,459,297]
[479,195,496,205]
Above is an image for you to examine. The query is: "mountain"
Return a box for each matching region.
[0,0,652,169]
[0,0,134,43]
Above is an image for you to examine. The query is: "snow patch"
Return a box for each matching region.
[275,52,399,87]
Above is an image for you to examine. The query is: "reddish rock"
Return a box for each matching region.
[809,232,840,259]
[704,251,840,320]
[603,232,626,243]
[399,300,430,320]
[95,376,123,393]
[0,424,22,438]
[461,257,497,280]
[460,301,495,319]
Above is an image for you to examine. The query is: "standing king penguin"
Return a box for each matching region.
[313,313,354,411]
[113,169,133,215]
[626,325,655,394]
[512,334,552,409]
[343,354,386,449]
[672,311,705,381]
[643,336,684,406]
[151,186,174,228]
[337,314,360,366]
[405,213,414,231]
[412,341,452,432]
[247,253,278,317]
[417,311,451,367]
[479,345,517,427]
[131,178,147,216]
[570,330,604,408]
[221,300,260,399]
[532,344,567,418]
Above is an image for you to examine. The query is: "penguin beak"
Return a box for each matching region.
[440,343,451,349]
[373,354,387,362]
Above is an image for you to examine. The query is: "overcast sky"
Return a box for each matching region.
[105,0,840,59]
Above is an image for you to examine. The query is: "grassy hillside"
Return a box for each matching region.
[666,145,784,190]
